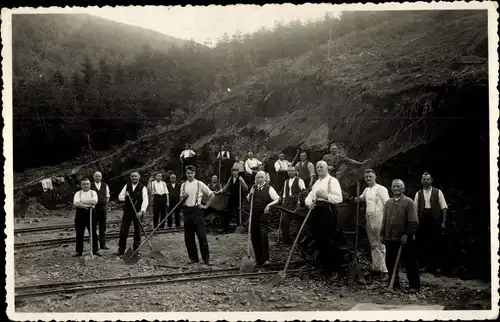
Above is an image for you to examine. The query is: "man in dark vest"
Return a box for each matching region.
[114,171,149,256]
[91,171,110,250]
[216,167,249,233]
[295,151,316,189]
[216,145,231,184]
[414,172,449,274]
[149,172,169,229]
[280,166,307,244]
[246,171,280,265]
[167,173,182,228]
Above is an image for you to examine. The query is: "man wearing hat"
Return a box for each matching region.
[216,167,248,233]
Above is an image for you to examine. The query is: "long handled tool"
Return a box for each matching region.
[239,194,256,273]
[388,245,403,292]
[218,153,222,184]
[277,211,284,243]
[266,208,313,287]
[234,180,245,234]
[82,207,98,265]
[123,197,186,264]
[349,182,363,281]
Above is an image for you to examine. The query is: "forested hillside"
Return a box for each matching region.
[13,10,490,280]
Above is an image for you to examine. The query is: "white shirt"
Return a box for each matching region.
[73,190,98,207]
[181,179,214,207]
[118,183,149,212]
[360,183,390,214]
[414,187,448,210]
[180,149,196,159]
[217,151,231,159]
[249,184,280,202]
[274,159,291,172]
[283,177,306,198]
[150,180,169,195]
[245,158,262,174]
[93,182,110,198]
[305,174,343,206]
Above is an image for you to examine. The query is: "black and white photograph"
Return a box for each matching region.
[3,2,499,321]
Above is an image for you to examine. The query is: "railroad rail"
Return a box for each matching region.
[16,261,314,300]
[15,219,122,234]
[15,227,184,249]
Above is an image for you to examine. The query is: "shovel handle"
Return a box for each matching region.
[247,194,254,257]
[388,245,403,290]
[126,195,154,250]
[128,197,186,260]
[283,208,313,273]
[238,180,242,226]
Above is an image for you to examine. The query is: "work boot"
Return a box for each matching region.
[188,259,199,265]
[203,256,212,266]
[100,245,109,250]
[93,252,102,257]
[114,251,124,256]
[405,288,419,294]
[72,252,82,257]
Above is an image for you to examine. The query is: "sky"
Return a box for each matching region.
[88,4,342,46]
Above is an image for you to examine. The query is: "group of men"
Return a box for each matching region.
[72,142,449,294]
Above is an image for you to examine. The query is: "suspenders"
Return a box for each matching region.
[181,180,201,206]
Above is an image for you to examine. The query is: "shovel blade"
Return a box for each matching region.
[239,256,256,273]
[267,271,286,287]
[148,250,166,260]
[122,247,139,265]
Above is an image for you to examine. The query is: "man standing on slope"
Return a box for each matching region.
[381,179,420,294]
[180,165,215,266]
[115,172,149,256]
[274,152,293,195]
[245,151,262,185]
[354,169,390,279]
[246,171,280,265]
[322,142,368,179]
[305,161,343,281]
[180,143,196,179]
[414,172,449,274]
[90,171,110,250]
[295,151,316,189]
[232,155,246,179]
[216,145,231,184]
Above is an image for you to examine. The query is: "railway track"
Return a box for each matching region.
[16,261,314,300]
[15,227,184,249]
[14,219,122,234]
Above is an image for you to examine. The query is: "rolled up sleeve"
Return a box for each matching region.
[140,187,149,212]
[327,178,343,204]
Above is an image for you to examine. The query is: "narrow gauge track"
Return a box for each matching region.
[15,227,184,249]
[16,261,314,300]
[15,219,122,234]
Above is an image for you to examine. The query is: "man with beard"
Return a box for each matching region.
[180,166,215,265]
[246,171,280,265]
[354,169,390,279]
[382,179,420,293]
[280,166,307,244]
[414,172,449,274]
[215,167,249,233]
[90,171,110,250]
[115,172,149,256]
[305,161,343,281]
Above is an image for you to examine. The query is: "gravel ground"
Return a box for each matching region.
[14,211,492,312]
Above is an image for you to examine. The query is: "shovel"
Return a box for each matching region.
[81,207,98,265]
[348,182,364,281]
[267,207,313,287]
[239,193,256,273]
[123,197,186,264]
[387,245,403,293]
[125,195,166,260]
[234,180,245,234]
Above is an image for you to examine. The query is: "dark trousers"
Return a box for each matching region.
[94,205,107,248]
[416,211,443,271]
[153,195,167,228]
[250,209,270,265]
[167,198,182,228]
[75,208,98,254]
[385,239,420,290]
[281,198,299,245]
[311,201,340,274]
[118,212,141,252]
[183,206,210,261]
[275,171,288,194]
[223,196,240,232]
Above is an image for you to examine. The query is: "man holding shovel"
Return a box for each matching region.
[246,171,280,265]
[381,179,420,294]
[114,172,149,256]
[215,167,248,233]
[91,171,110,250]
[180,165,215,266]
[354,169,390,280]
[281,166,307,245]
[305,161,343,282]
[72,178,99,257]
